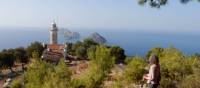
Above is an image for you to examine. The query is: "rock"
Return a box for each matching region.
[62,29,80,40]
[88,32,107,44]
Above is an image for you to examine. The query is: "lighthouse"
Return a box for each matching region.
[42,21,69,63]
[50,21,58,44]
[48,21,64,52]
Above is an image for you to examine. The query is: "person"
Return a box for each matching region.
[143,54,161,88]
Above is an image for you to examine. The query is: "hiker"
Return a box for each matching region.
[143,55,161,88]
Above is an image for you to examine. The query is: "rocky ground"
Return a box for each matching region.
[0,64,24,88]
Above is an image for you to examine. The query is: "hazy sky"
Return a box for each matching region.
[0,0,200,31]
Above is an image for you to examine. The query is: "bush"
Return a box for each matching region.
[80,45,115,88]
[146,47,194,88]
[42,59,72,88]
[146,47,164,59]
[24,59,53,88]
[24,58,72,88]
[83,38,98,48]
[0,51,15,70]
[110,46,126,63]
[27,41,44,58]
[10,46,200,88]
[10,80,23,88]
[124,57,147,84]
[178,73,200,88]
[67,39,98,58]
[76,46,87,58]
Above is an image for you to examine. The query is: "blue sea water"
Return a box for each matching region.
[0,27,200,56]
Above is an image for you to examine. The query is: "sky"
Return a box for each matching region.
[0,0,200,32]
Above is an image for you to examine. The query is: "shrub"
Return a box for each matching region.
[24,59,53,88]
[24,58,72,88]
[10,80,23,88]
[27,41,44,57]
[110,46,126,63]
[148,47,193,88]
[80,45,115,88]
[178,73,200,88]
[42,59,72,88]
[146,47,164,59]
[124,57,147,84]
[76,46,87,58]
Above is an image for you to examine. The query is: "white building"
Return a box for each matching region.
[50,21,58,44]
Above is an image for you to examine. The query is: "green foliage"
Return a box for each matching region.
[138,0,199,8]
[6,45,200,88]
[66,38,98,58]
[0,42,43,71]
[124,57,147,84]
[27,41,44,58]
[32,51,40,59]
[177,57,200,88]
[0,51,15,69]
[42,59,72,88]
[24,59,53,88]
[112,47,200,88]
[14,47,28,65]
[83,38,98,48]
[146,47,164,59]
[112,80,123,88]
[80,45,115,88]
[66,43,74,55]
[76,46,87,58]
[24,58,72,88]
[124,57,133,64]
[0,47,29,71]
[147,47,194,88]
[178,73,200,88]
[10,80,23,88]
[110,46,126,63]
[190,57,200,73]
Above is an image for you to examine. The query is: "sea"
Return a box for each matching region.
[1,27,200,56]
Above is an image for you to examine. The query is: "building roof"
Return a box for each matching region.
[46,44,65,53]
[42,44,65,62]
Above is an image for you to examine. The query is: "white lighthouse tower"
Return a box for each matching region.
[50,21,58,44]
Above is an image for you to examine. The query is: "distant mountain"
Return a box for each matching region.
[88,32,106,44]
[63,29,80,40]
